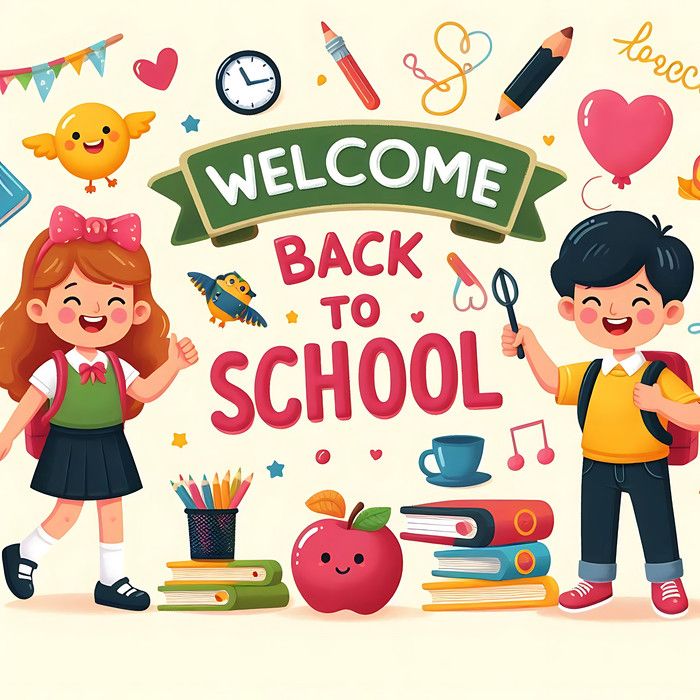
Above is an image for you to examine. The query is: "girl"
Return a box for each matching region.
[0,206,198,611]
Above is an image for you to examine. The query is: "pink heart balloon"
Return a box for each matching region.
[133,48,178,91]
[577,89,673,189]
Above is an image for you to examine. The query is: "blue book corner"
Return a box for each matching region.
[0,162,31,228]
[432,541,551,580]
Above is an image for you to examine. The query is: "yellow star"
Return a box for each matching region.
[172,433,188,448]
[286,310,299,324]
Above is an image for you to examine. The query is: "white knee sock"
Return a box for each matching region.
[19,526,57,564]
[99,542,125,586]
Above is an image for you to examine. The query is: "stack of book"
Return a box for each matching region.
[157,559,290,612]
[400,499,558,611]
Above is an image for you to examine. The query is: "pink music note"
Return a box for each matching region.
[507,419,555,471]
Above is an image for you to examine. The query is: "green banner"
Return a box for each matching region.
[148,121,566,247]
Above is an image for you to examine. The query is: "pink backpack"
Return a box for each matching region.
[577,350,698,466]
[25,350,128,459]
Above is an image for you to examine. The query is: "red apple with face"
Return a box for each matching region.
[292,493,403,614]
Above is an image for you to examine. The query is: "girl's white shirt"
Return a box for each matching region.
[29,348,139,400]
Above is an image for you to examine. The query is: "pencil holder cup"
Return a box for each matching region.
[185,508,238,560]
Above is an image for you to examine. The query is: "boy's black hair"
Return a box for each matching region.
[550,211,694,304]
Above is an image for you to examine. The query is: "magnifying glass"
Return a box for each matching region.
[492,267,524,359]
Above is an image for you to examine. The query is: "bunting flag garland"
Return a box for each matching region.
[0,34,123,101]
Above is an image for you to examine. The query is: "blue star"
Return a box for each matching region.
[267,460,285,478]
[181,115,200,133]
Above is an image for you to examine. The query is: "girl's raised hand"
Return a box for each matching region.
[168,333,199,371]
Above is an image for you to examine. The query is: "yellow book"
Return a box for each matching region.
[422,576,559,611]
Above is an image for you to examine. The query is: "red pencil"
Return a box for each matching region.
[228,473,254,509]
[186,474,206,509]
[321,21,380,111]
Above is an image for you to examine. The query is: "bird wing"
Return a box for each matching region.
[124,111,156,139]
[188,272,217,300]
[22,133,57,160]
[238,304,267,328]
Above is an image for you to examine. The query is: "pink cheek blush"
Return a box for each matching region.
[58,308,76,324]
[579,308,598,324]
[637,308,655,325]
[63,140,75,150]
[108,131,120,142]
[110,308,128,324]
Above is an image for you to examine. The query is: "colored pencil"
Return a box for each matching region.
[230,468,242,500]
[228,473,253,509]
[187,474,206,509]
[213,472,223,509]
[221,470,231,505]
[321,21,380,111]
[495,27,573,120]
[171,480,196,509]
[201,474,214,509]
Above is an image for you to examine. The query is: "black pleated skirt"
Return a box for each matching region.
[31,424,142,501]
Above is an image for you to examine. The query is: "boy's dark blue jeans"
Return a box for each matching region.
[579,457,683,583]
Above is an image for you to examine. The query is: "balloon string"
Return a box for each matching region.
[402,22,493,117]
[581,175,612,212]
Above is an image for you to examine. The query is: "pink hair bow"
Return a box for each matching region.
[35,206,141,270]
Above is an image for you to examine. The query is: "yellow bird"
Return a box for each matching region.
[22,102,155,193]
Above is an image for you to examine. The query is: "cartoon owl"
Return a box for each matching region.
[188,271,267,328]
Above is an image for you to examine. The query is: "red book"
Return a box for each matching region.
[400,500,554,548]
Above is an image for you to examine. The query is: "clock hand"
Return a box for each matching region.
[239,66,253,86]
[248,77,272,85]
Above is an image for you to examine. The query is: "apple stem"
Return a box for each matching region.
[347,502,364,529]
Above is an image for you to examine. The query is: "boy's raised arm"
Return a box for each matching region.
[501,324,559,395]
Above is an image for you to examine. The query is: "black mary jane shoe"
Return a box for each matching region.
[2,543,37,600]
[94,577,150,611]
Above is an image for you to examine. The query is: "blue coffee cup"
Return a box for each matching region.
[418,435,485,481]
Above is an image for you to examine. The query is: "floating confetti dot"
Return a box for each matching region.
[315,449,331,464]
[317,74,327,86]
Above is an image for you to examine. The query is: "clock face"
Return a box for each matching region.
[215,51,281,115]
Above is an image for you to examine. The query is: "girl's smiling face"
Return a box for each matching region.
[27,265,151,348]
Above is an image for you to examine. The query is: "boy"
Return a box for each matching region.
[501,211,700,618]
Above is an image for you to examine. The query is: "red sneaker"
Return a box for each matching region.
[651,578,688,619]
[558,580,613,613]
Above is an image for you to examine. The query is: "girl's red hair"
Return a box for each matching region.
[0,228,169,418]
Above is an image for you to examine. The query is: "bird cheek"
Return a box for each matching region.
[63,140,75,151]
[108,130,120,142]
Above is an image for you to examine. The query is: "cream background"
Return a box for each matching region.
[0,0,698,697]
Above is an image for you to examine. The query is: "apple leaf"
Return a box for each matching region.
[305,490,346,518]
[352,506,391,531]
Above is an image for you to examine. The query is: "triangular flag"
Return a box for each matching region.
[32,63,55,102]
[66,51,85,74]
[15,72,32,90]
[51,63,63,79]
[0,75,13,95]
[86,40,106,76]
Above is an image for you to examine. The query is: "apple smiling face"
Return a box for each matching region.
[292,500,403,615]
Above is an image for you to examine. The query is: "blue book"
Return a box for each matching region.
[0,162,31,227]
[432,542,550,580]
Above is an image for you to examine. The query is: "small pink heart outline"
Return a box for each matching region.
[133,48,178,91]
[411,311,424,323]
[370,449,383,461]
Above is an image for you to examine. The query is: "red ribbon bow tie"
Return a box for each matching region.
[79,362,107,385]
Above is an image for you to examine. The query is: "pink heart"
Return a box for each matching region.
[411,311,424,323]
[133,48,178,91]
[577,90,672,188]
[370,449,383,461]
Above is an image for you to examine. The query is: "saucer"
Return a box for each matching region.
[426,471,491,487]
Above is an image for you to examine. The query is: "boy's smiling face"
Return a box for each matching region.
[558,267,684,349]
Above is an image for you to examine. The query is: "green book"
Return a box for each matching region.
[164,559,283,586]
[157,582,289,611]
